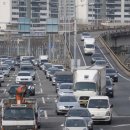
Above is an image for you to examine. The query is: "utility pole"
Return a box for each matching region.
[74,0,77,69]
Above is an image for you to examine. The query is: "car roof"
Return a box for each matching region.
[89,96,109,100]
[55,71,73,75]
[66,117,85,120]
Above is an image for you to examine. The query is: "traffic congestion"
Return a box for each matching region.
[0,32,130,130]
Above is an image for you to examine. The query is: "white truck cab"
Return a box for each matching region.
[87,96,113,124]
[84,38,95,55]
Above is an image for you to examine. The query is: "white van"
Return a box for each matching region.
[84,38,95,55]
[87,96,113,124]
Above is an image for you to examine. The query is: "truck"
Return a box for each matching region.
[38,55,48,67]
[84,37,95,55]
[73,65,106,106]
[1,98,40,130]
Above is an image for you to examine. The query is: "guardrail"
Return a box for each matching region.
[97,35,130,76]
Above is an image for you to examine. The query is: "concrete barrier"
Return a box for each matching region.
[97,36,130,76]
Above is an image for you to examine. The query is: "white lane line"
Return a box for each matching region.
[112,124,130,127]
[4,89,6,93]
[7,84,9,87]
[42,97,45,104]
[97,44,130,81]
[40,88,43,93]
[44,110,48,119]
[39,83,42,87]
[76,42,87,66]
[9,80,11,82]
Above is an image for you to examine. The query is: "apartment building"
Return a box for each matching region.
[0,0,50,32]
[76,0,130,25]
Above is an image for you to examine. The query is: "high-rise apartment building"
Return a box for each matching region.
[76,0,130,25]
[0,0,51,31]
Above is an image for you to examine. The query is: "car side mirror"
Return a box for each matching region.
[110,104,113,108]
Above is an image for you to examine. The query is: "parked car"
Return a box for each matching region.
[66,107,93,130]
[106,68,118,82]
[61,117,89,130]
[106,76,114,97]
[56,94,80,115]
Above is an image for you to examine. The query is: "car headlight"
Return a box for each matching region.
[58,106,65,109]
[87,120,93,127]
[108,87,113,90]
[106,111,111,116]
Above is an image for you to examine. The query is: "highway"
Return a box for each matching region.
[0,32,130,130]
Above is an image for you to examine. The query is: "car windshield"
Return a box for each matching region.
[85,44,95,48]
[18,73,30,76]
[88,99,109,108]
[0,72,3,75]
[75,82,96,91]
[59,96,76,102]
[54,65,63,69]
[3,108,34,120]
[92,53,102,58]
[21,66,34,71]
[66,119,86,127]
[1,67,8,70]
[82,32,90,36]
[95,60,106,65]
[68,109,91,117]
[106,80,112,86]
[60,84,72,89]
[56,75,73,83]
[106,69,116,73]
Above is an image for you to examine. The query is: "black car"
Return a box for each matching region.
[106,76,114,97]
[106,68,118,82]
[66,107,93,130]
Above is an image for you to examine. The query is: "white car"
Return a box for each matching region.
[61,117,88,130]
[87,96,113,124]
[0,71,4,82]
[16,71,32,83]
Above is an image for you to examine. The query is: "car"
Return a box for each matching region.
[3,59,15,71]
[42,63,52,74]
[46,67,61,79]
[20,65,36,80]
[61,117,89,130]
[66,107,93,130]
[57,83,73,96]
[56,94,80,115]
[106,76,114,97]
[0,66,10,77]
[87,96,113,124]
[52,64,65,71]
[106,68,118,82]
[54,71,73,91]
[0,71,4,82]
[8,83,35,97]
[94,60,109,68]
[91,53,103,64]
[81,32,91,41]
[16,71,32,83]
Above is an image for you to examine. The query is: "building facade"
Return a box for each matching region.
[76,0,130,25]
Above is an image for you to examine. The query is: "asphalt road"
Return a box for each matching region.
[0,31,130,130]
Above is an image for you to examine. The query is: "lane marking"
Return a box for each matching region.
[39,83,42,87]
[40,88,43,93]
[44,110,48,119]
[112,124,130,127]
[42,97,45,104]
[7,84,9,87]
[9,79,11,82]
[97,44,130,81]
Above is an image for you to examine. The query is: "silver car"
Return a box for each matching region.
[56,94,80,115]
[61,117,89,130]
[57,83,73,96]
